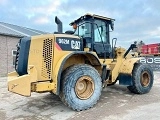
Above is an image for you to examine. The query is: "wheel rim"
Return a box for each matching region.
[141,71,150,87]
[75,76,94,100]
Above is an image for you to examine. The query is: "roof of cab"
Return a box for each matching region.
[70,13,115,25]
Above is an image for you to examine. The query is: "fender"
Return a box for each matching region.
[119,58,140,74]
[118,58,140,86]
[53,51,101,95]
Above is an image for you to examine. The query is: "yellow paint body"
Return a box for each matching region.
[8,65,37,96]
[8,34,140,96]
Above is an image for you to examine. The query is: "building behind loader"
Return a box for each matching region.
[0,22,46,76]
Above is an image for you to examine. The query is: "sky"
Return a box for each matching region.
[0,0,160,48]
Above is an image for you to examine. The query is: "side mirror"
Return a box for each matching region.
[110,21,114,30]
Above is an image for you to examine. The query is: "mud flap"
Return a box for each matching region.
[118,73,133,86]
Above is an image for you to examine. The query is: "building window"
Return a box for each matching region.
[12,50,17,65]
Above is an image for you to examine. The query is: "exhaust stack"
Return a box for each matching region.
[55,16,63,33]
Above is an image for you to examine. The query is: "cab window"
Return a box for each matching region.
[74,22,91,38]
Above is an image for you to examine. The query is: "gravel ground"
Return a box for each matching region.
[0,72,160,120]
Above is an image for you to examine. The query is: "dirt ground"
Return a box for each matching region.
[0,72,160,120]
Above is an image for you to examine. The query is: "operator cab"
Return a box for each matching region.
[70,13,115,58]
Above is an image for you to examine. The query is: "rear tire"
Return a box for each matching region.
[127,63,154,94]
[59,64,102,111]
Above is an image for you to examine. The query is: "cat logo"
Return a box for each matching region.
[71,40,80,49]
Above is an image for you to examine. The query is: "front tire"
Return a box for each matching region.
[127,63,154,94]
[60,64,102,111]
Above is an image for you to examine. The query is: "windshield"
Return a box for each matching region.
[74,22,91,38]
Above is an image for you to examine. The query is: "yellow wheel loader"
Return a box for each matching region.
[8,13,154,111]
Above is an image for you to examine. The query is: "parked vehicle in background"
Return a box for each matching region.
[139,43,160,71]
[141,43,160,56]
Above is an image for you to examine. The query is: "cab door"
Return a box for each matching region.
[93,20,111,58]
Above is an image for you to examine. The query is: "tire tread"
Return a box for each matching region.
[59,64,102,111]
